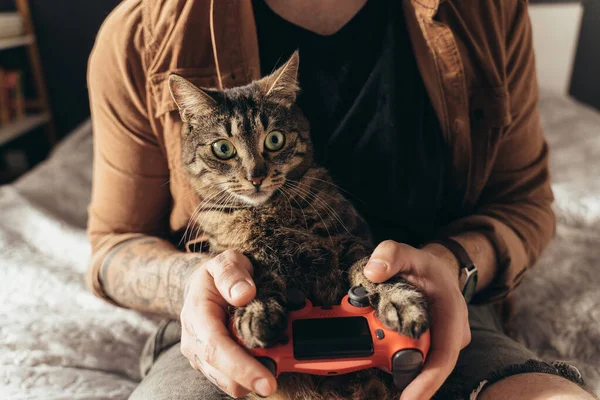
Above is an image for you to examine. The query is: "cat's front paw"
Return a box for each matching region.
[233,298,287,348]
[375,282,430,339]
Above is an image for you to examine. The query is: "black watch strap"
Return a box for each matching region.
[428,238,478,302]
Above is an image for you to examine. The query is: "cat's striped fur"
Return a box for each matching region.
[169,51,429,400]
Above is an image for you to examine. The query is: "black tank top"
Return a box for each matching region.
[253,0,450,245]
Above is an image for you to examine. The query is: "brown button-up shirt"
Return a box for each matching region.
[86,0,554,304]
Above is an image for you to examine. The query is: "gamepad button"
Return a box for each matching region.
[348,286,370,307]
[375,329,385,339]
[392,349,423,390]
[286,288,306,311]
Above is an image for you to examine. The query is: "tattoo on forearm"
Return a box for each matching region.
[100,237,208,317]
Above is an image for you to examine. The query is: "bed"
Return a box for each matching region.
[1,90,599,399]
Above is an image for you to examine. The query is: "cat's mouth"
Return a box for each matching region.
[233,186,279,206]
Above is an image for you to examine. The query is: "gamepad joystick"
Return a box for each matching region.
[347,285,370,307]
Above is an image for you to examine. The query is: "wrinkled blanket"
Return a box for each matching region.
[1,91,599,399]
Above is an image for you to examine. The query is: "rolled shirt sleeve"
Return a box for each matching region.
[86,1,172,302]
[437,1,555,303]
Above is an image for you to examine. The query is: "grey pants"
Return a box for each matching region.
[128,304,585,400]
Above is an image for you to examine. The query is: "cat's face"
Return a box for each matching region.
[169,52,312,206]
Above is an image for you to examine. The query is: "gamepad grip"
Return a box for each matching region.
[230,286,430,391]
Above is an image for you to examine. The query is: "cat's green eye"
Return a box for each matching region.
[211,139,236,160]
[264,130,285,151]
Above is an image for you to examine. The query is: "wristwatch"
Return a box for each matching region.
[428,238,478,303]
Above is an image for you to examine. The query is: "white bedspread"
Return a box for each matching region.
[1,91,599,399]
[0,124,157,400]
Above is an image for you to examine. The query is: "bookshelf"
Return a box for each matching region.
[0,34,34,51]
[0,112,49,146]
[0,0,55,150]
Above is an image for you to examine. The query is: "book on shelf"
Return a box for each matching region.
[0,13,25,39]
[0,69,8,124]
[0,69,25,126]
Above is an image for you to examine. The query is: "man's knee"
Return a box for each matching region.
[478,372,596,400]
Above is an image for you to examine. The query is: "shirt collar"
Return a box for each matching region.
[408,0,443,19]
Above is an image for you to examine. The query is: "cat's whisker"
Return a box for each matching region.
[184,180,232,209]
[195,185,229,209]
[201,190,230,222]
[285,183,334,244]
[196,181,235,210]
[172,181,223,208]
[185,185,226,223]
[289,182,353,239]
[188,200,217,247]
[284,182,334,245]
[198,191,237,253]
[275,187,294,221]
[285,180,353,237]
[187,199,214,246]
[209,191,236,231]
[285,181,342,236]
[193,192,231,252]
[263,243,277,260]
[285,178,347,205]
[180,203,202,247]
[192,189,230,245]
[180,184,229,246]
[299,176,366,205]
[278,185,309,232]
[288,180,352,230]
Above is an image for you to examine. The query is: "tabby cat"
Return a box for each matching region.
[168,52,429,400]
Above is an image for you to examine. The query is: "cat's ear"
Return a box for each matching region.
[168,74,218,122]
[257,50,300,107]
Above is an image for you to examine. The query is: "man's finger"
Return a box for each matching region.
[195,356,250,398]
[203,250,256,307]
[184,306,277,397]
[399,297,465,400]
[364,241,426,283]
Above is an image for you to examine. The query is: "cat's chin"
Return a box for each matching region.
[234,190,276,206]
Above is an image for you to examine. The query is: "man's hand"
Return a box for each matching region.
[180,250,277,398]
[363,240,471,400]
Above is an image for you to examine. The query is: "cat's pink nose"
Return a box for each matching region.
[249,176,265,187]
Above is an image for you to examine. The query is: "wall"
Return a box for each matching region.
[28,0,122,138]
[528,3,584,95]
[570,0,600,110]
[3,0,598,138]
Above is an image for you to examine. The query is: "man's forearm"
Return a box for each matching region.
[425,231,497,293]
[100,237,209,318]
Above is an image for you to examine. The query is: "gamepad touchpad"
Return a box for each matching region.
[292,317,374,360]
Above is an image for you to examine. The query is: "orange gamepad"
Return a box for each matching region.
[231,286,430,390]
